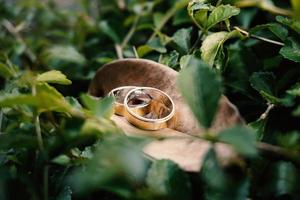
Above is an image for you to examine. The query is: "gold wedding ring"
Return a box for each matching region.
[109,86,175,131]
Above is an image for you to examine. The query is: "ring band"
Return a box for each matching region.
[123,87,175,130]
[108,86,151,116]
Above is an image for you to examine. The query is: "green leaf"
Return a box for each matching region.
[250,23,288,41]
[201,148,250,200]
[250,72,275,96]
[265,161,300,198]
[160,50,179,68]
[57,186,72,200]
[293,106,300,116]
[153,13,164,28]
[218,125,258,157]
[51,155,71,166]
[280,37,300,63]
[179,54,202,69]
[147,37,167,53]
[187,1,211,29]
[146,160,192,200]
[137,37,167,57]
[42,45,86,65]
[276,16,300,35]
[249,72,282,104]
[0,62,15,79]
[206,4,240,30]
[287,83,300,96]
[177,61,222,128]
[37,70,72,85]
[0,94,39,107]
[99,21,121,43]
[70,135,150,197]
[172,27,192,53]
[80,94,114,119]
[201,31,240,66]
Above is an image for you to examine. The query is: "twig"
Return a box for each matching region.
[259,103,275,120]
[1,19,36,62]
[133,46,139,58]
[234,26,284,46]
[31,85,44,151]
[177,130,300,167]
[256,142,300,167]
[121,15,140,49]
[235,0,292,16]
[114,44,124,59]
[148,1,189,41]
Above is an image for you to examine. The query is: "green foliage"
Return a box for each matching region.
[0,0,300,199]
[146,160,192,200]
[218,126,257,157]
[178,61,222,128]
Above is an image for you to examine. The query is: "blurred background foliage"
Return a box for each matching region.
[0,0,300,199]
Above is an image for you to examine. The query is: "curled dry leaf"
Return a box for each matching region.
[88,58,244,172]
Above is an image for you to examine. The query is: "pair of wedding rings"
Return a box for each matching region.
[108,86,175,131]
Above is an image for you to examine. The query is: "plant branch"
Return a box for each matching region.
[2,19,36,62]
[256,142,300,167]
[259,103,275,120]
[32,85,44,151]
[234,26,284,46]
[179,130,300,167]
[235,0,292,16]
[121,15,140,49]
[148,0,189,41]
[114,44,124,59]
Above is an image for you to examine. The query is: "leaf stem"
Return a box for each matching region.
[234,26,284,46]
[32,85,44,151]
[235,0,292,16]
[148,0,189,41]
[1,19,36,62]
[259,103,275,120]
[121,15,140,49]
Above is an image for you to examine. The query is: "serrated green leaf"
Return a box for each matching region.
[177,61,222,128]
[147,37,167,53]
[250,72,275,95]
[80,94,114,119]
[0,94,39,107]
[179,54,202,69]
[146,160,192,200]
[250,23,288,41]
[201,147,250,200]
[172,27,192,53]
[287,83,300,96]
[160,50,179,68]
[206,4,240,30]
[37,70,72,85]
[99,21,121,43]
[280,37,300,63]
[42,45,86,65]
[218,125,258,157]
[70,135,149,197]
[276,16,300,34]
[201,31,239,66]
